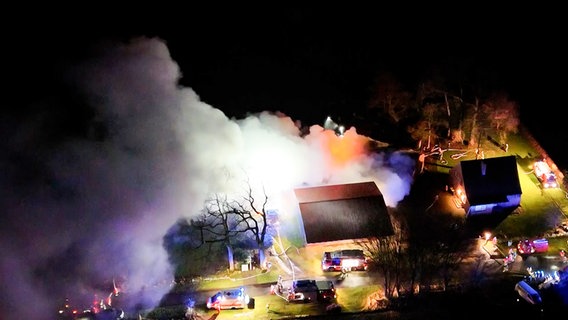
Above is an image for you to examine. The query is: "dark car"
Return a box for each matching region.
[316,280,336,302]
[290,279,318,302]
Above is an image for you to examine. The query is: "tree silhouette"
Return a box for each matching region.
[186,181,273,271]
[481,93,520,144]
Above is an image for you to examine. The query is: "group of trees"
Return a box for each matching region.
[366,72,520,150]
[361,204,475,300]
[163,183,276,277]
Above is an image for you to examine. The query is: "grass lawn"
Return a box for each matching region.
[494,166,567,239]
[197,268,281,291]
[547,235,568,253]
[335,285,382,312]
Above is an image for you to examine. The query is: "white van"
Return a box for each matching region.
[515,280,542,305]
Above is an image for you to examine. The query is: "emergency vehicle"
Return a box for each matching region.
[533,160,558,189]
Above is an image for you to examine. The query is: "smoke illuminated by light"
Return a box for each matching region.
[324,127,367,167]
[0,37,415,319]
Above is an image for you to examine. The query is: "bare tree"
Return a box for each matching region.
[231,182,271,268]
[412,210,471,292]
[435,237,473,291]
[416,81,468,143]
[368,72,414,123]
[466,97,480,148]
[407,107,441,151]
[362,234,407,299]
[198,194,242,271]
[192,182,273,271]
[481,93,520,144]
[163,218,226,276]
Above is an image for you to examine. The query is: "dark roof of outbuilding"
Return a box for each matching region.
[460,155,522,205]
[294,181,393,244]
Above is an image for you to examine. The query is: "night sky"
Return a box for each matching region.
[12,9,564,164]
[2,8,567,318]
[8,10,568,150]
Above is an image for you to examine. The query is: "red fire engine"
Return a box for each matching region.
[533,160,558,189]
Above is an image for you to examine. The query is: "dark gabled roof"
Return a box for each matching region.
[460,155,522,205]
[294,182,393,244]
[294,181,382,202]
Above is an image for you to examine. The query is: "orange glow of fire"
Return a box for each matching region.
[324,129,367,167]
[455,187,467,204]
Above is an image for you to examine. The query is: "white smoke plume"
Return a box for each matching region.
[0,36,414,319]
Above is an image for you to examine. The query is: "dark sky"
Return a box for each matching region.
[161,10,567,169]
[2,8,567,318]
[8,9,567,129]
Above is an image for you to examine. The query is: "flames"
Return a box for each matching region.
[323,128,367,168]
[89,277,123,313]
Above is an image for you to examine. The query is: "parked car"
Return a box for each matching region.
[289,279,318,302]
[315,280,336,302]
[515,280,542,305]
[206,287,250,310]
[517,238,549,257]
[322,249,368,272]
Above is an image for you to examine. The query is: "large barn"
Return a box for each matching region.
[293,181,393,246]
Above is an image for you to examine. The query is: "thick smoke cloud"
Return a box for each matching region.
[0,37,414,319]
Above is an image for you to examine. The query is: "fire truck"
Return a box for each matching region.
[533,160,558,189]
[321,249,368,272]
